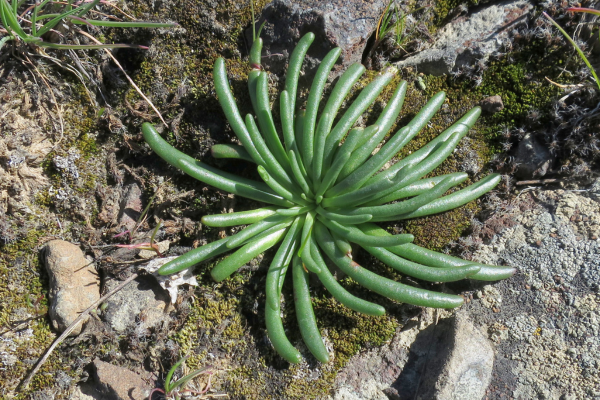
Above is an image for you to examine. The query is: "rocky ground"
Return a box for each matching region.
[1,0,599,399]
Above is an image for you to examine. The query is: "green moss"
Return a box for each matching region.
[427,0,480,27]
[0,230,58,397]
[313,296,397,366]
[473,62,559,129]
[227,365,268,398]
[169,248,402,399]
[405,203,478,250]
[34,188,54,208]
[74,133,99,159]
[174,278,248,355]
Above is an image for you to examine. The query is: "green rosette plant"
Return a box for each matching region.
[141,32,515,364]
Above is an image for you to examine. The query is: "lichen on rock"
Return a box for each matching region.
[43,240,100,335]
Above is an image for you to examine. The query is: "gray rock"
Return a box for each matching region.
[555,192,600,242]
[328,310,427,400]
[395,0,532,75]
[87,359,153,400]
[43,240,100,335]
[69,385,95,400]
[430,312,494,400]
[480,95,504,114]
[330,310,494,400]
[260,0,387,77]
[383,311,494,400]
[514,133,553,179]
[102,275,170,333]
[331,324,414,400]
[467,188,600,399]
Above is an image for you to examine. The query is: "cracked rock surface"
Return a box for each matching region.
[396,0,533,75]
[467,186,600,399]
[260,0,387,77]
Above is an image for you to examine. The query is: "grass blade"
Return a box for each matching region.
[543,12,600,91]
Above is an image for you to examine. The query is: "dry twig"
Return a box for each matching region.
[21,272,139,389]
[77,30,168,127]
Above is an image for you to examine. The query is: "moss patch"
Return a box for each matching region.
[172,258,399,399]
[0,232,57,397]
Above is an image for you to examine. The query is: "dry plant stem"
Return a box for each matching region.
[0,316,46,336]
[545,76,584,90]
[22,53,65,147]
[36,49,98,107]
[48,0,138,20]
[77,30,168,127]
[516,178,561,186]
[21,272,139,389]
[104,2,136,20]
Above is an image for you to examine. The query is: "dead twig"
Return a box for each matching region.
[121,163,147,188]
[20,272,139,389]
[0,316,46,337]
[77,30,168,127]
[515,178,562,186]
[545,76,585,90]
[35,48,98,107]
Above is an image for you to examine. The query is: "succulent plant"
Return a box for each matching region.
[141,32,515,364]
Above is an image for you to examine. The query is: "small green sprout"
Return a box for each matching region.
[26,293,47,315]
[415,75,426,90]
[142,32,515,363]
[114,222,164,256]
[149,356,213,400]
[369,0,428,58]
[377,0,405,45]
[0,0,176,51]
